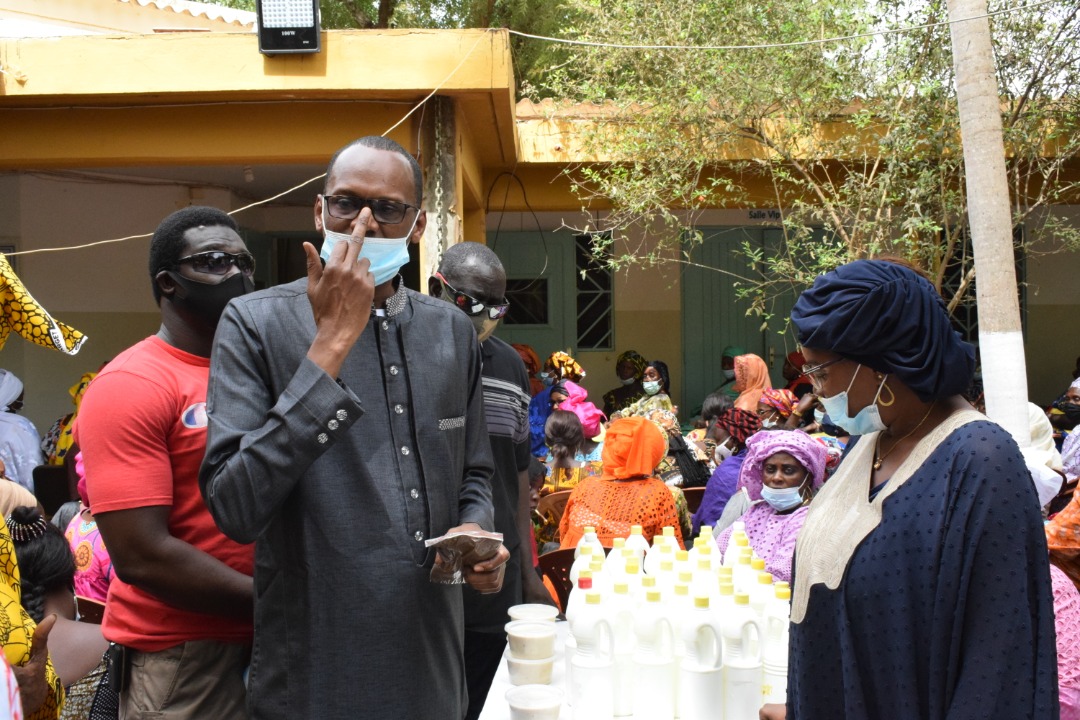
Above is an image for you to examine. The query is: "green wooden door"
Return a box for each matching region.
[681,225,819,417]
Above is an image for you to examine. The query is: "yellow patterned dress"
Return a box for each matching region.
[0,523,63,719]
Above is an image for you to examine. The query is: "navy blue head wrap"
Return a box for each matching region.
[790,259,975,401]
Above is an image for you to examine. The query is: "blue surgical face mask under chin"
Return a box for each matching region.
[319,205,419,286]
[817,364,889,436]
[761,481,807,512]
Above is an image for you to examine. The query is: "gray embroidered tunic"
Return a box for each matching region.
[200,278,495,720]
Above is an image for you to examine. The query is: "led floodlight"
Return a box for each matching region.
[256,0,321,55]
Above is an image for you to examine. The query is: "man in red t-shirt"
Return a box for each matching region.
[76,206,256,719]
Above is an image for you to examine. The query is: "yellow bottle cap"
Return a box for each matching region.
[775,581,790,589]
[626,560,640,574]
[613,537,626,548]
[776,587,791,601]
[663,526,675,537]
[735,593,750,605]
[718,582,734,596]
[678,571,693,583]
[735,535,749,547]
[614,582,629,595]
[758,572,774,584]
[647,590,662,603]
[584,526,596,534]
[631,524,643,535]
[751,558,766,571]
[586,592,601,604]
[580,546,593,556]
[676,550,689,562]
[718,567,733,578]
[675,583,689,596]
[694,595,710,609]
[642,576,656,588]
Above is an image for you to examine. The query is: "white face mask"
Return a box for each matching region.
[319,204,420,286]
[714,441,734,464]
[620,376,636,386]
[643,380,662,396]
[762,418,778,429]
[817,364,888,436]
[761,481,807,512]
[723,369,736,380]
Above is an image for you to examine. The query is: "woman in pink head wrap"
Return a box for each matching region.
[556,381,605,440]
[714,429,827,584]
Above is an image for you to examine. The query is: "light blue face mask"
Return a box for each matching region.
[643,380,662,396]
[319,205,420,286]
[761,482,807,512]
[817,364,888,436]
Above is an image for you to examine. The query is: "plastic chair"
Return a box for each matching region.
[682,486,707,514]
[537,547,577,613]
[536,490,572,529]
[76,595,105,624]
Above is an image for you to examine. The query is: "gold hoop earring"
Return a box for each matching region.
[878,382,896,407]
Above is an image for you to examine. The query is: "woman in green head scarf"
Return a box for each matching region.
[602,350,647,417]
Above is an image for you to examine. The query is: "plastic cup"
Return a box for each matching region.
[505,620,557,660]
[505,649,555,686]
[506,683,563,719]
[508,603,559,623]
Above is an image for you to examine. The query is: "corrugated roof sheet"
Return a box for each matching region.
[119,0,256,29]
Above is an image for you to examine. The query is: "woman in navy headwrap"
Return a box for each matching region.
[772,260,1058,720]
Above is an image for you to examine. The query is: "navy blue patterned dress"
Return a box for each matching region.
[788,420,1059,719]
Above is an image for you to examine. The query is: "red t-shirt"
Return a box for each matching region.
[75,336,253,651]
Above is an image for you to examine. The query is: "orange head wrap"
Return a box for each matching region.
[600,416,666,481]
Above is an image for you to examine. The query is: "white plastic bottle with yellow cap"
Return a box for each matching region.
[624,524,650,561]
[570,544,597,587]
[576,525,605,560]
[724,529,750,568]
[631,589,676,720]
[608,582,637,717]
[761,585,791,706]
[722,592,764,720]
[679,594,725,720]
[570,591,615,720]
[645,526,677,575]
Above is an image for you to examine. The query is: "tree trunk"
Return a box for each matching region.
[946,0,1029,446]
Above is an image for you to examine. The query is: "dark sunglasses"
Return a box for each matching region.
[323,194,418,225]
[435,272,510,320]
[174,251,255,276]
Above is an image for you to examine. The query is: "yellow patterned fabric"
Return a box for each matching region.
[0,254,86,355]
[0,522,63,719]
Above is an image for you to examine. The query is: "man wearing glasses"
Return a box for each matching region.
[76,206,256,719]
[429,242,556,720]
[200,136,508,720]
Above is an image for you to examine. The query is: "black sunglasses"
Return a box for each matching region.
[323,194,418,225]
[174,251,255,276]
[435,272,510,320]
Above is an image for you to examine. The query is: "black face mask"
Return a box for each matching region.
[1063,404,1080,424]
[166,271,254,327]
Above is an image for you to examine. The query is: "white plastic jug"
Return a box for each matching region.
[761,586,791,706]
[607,582,637,717]
[631,589,676,720]
[724,530,749,568]
[624,524,650,561]
[679,594,725,720]
[722,593,764,720]
[571,591,615,720]
[576,526,605,559]
[570,545,596,587]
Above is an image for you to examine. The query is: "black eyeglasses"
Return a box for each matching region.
[435,272,510,320]
[323,195,418,225]
[173,251,255,276]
